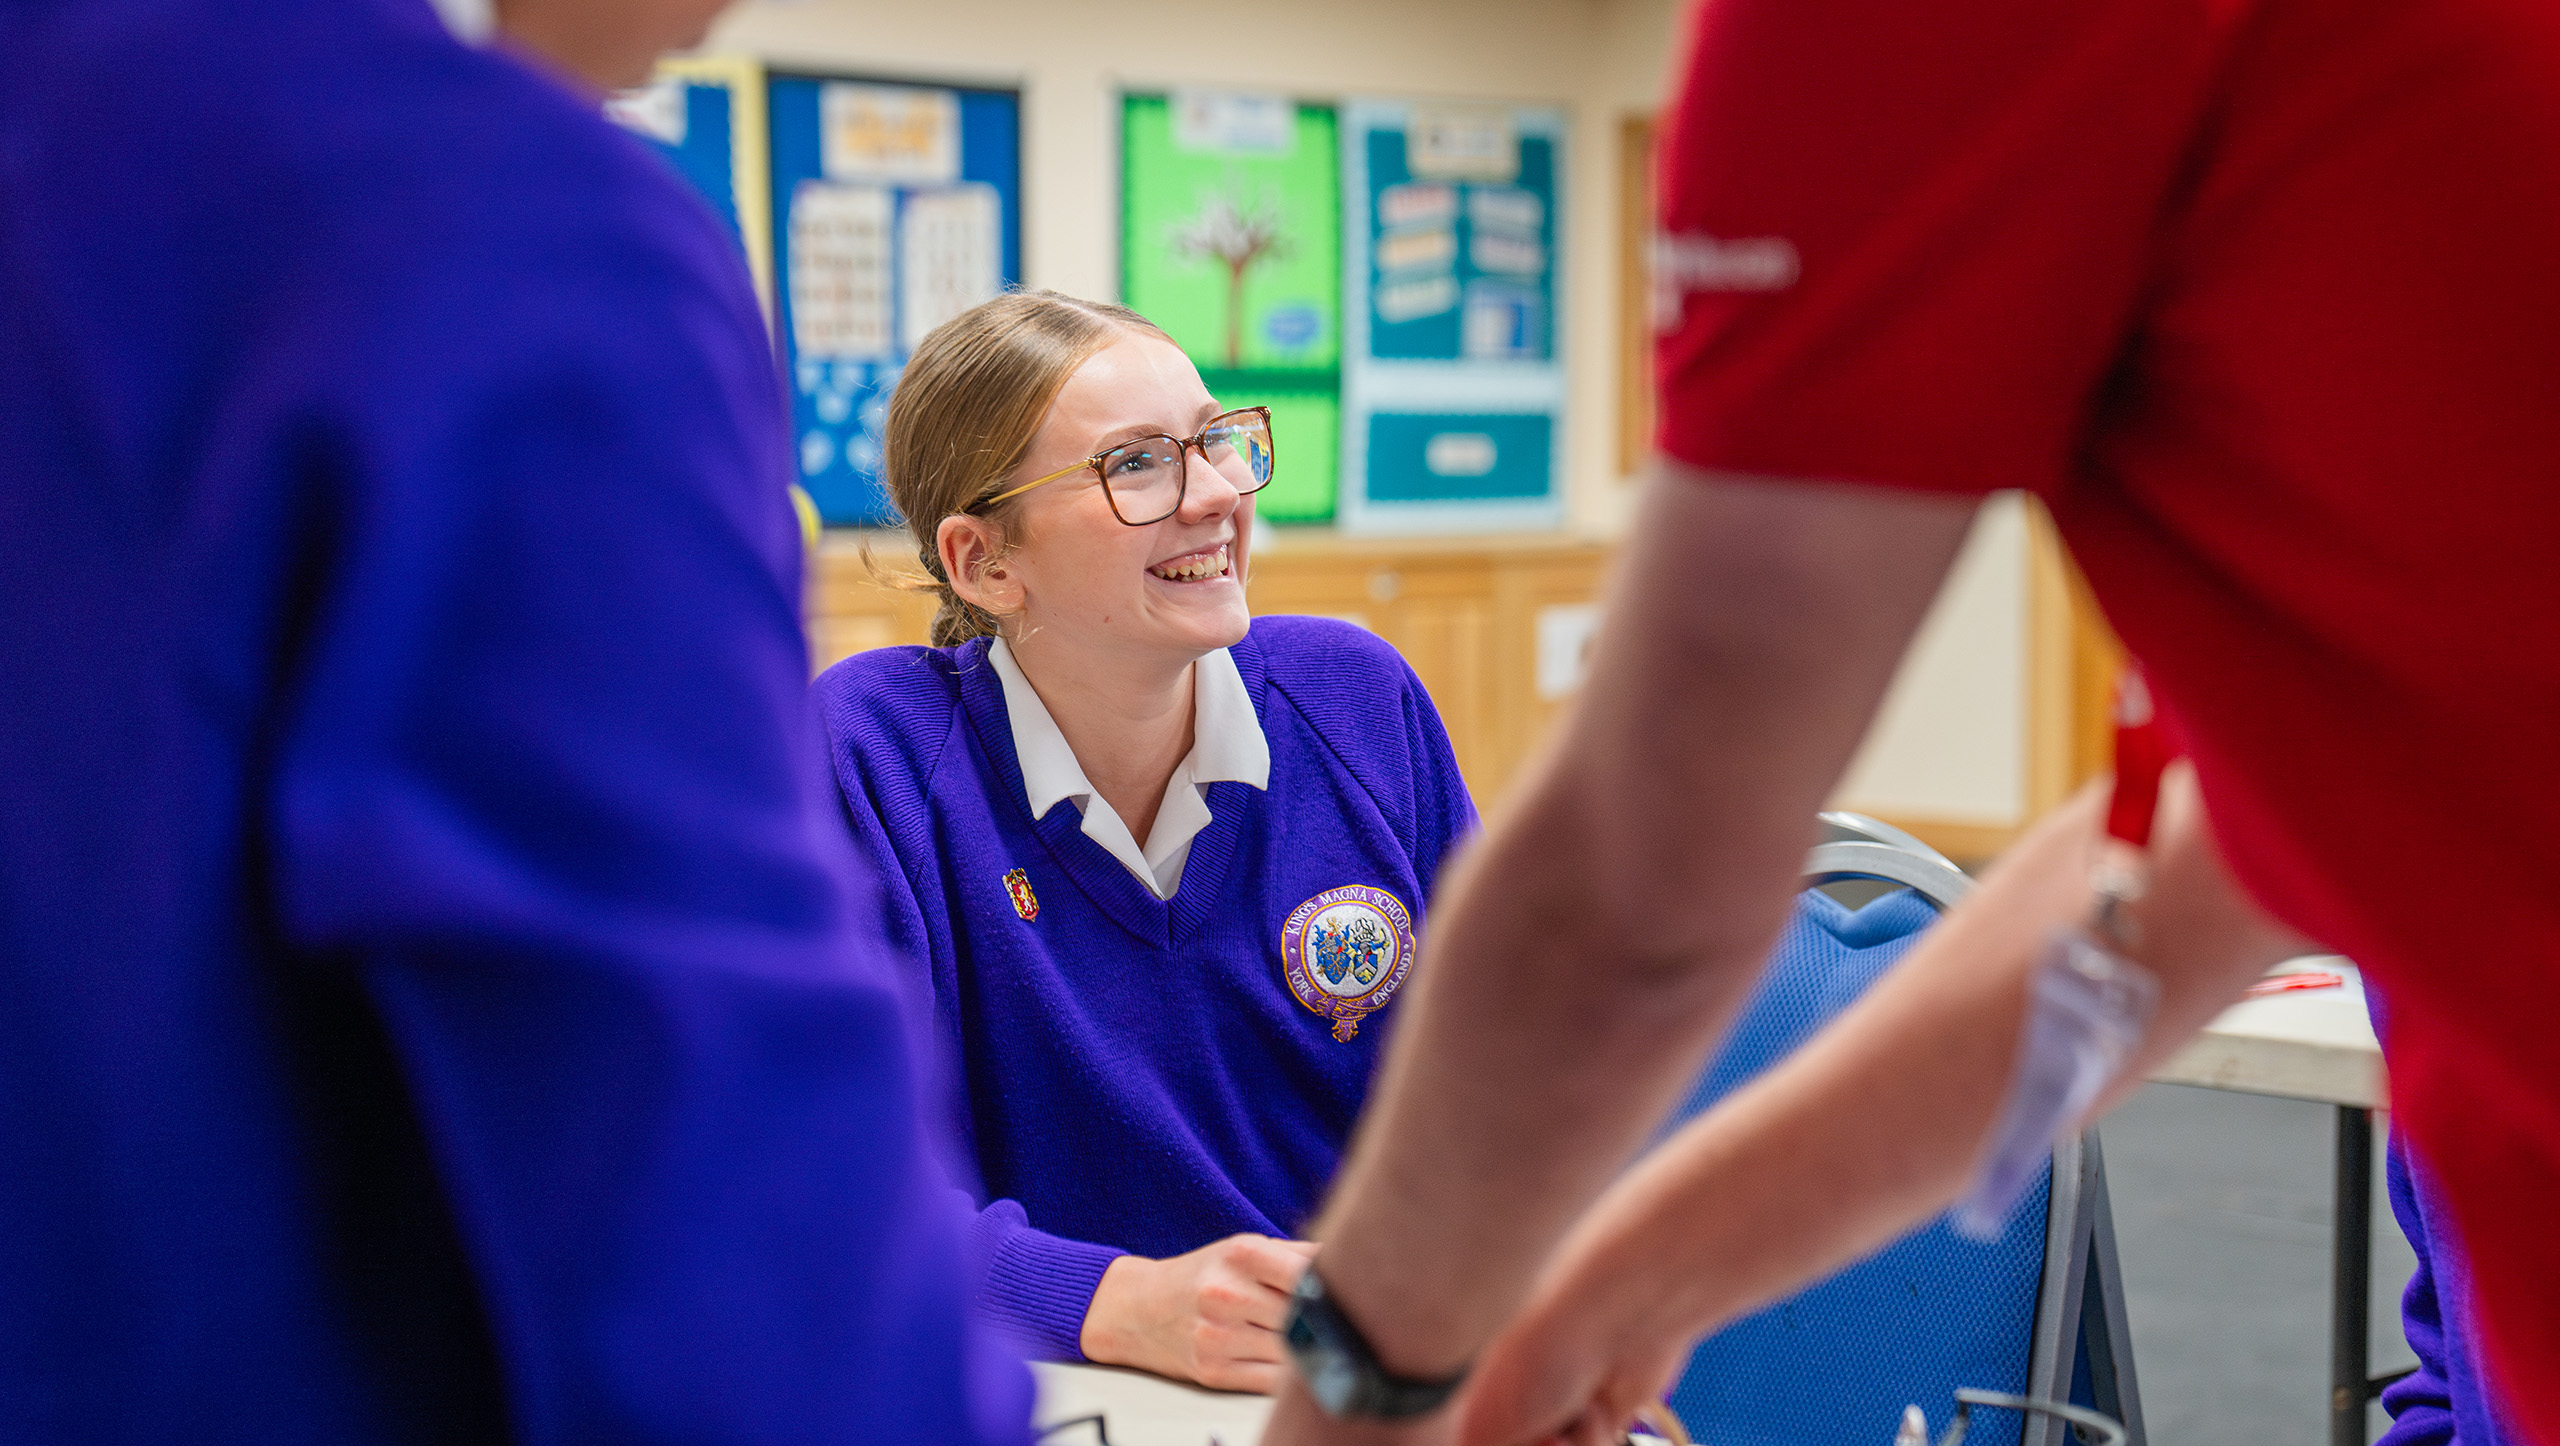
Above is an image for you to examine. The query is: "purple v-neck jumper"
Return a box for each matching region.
[816,617,1478,1360]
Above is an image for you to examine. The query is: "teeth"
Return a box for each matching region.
[1150,545,1230,582]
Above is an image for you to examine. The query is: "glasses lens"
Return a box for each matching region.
[1200,411,1276,492]
[1097,436,1186,521]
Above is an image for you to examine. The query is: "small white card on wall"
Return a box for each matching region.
[1172,90,1296,156]
[1535,602,1604,700]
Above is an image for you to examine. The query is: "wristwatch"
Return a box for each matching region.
[1283,1266,1469,1420]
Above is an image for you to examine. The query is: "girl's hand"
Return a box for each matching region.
[1081,1234,1321,1392]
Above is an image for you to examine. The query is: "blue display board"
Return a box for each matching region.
[659,85,739,236]
[607,58,774,315]
[768,74,1022,527]
[1341,100,1567,534]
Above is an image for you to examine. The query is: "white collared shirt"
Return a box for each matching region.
[424,0,494,42]
[987,638,1271,900]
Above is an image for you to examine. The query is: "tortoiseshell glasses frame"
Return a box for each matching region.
[971,406,1275,526]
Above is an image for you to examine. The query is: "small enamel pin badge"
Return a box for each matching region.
[1002,868,1039,922]
[1280,885,1416,1042]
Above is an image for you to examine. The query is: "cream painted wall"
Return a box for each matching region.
[713,0,2042,835]
[1832,496,2030,828]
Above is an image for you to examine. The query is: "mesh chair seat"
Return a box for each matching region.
[1665,889,2051,1446]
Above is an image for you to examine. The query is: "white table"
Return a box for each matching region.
[1032,1362,1271,1446]
[2147,959,2391,1446]
[2152,960,2384,1109]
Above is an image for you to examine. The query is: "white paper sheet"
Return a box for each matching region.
[1406,105,1518,182]
[821,83,959,184]
[898,184,1002,353]
[788,183,894,360]
[1172,89,1296,156]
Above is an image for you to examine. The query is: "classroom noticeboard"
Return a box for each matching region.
[1122,92,1342,524]
[769,75,1022,527]
[606,57,776,315]
[1340,99,1567,534]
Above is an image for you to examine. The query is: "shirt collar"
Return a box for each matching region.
[987,638,1270,820]
[986,639,1270,898]
[987,637,1096,823]
[425,0,495,43]
[1181,647,1273,794]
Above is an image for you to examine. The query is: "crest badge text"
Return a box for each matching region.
[1279,885,1417,1042]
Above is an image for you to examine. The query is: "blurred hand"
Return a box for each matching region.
[1454,1259,1693,1446]
[1082,1233,1320,1392]
[2121,761,2316,988]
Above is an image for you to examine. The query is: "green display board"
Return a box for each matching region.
[1123,94,1341,523]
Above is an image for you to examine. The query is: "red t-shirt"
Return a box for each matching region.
[1656,0,2560,1418]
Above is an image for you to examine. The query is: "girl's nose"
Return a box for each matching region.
[1178,445,1241,520]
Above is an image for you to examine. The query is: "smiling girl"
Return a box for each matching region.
[813,292,1476,1391]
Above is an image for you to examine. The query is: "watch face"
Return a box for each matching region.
[1310,1355,1361,1415]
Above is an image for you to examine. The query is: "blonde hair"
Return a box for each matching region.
[883,290,1168,646]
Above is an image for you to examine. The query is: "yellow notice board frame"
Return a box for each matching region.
[652,55,775,320]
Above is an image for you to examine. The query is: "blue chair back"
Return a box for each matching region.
[1664,887,2052,1446]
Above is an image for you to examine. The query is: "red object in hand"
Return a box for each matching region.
[2106,669,2181,849]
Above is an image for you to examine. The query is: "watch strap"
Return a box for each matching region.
[1284,1267,1468,1420]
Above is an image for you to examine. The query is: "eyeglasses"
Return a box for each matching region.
[975,406,1275,526]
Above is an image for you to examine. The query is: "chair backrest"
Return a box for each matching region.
[1815,811,1960,868]
[1662,825,2142,1446]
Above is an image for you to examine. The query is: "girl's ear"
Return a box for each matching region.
[937,513,1022,616]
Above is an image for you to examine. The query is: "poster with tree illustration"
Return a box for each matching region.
[1123,93,1340,523]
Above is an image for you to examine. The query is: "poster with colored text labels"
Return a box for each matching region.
[771,73,1020,526]
[1122,92,1341,524]
[1340,99,1566,534]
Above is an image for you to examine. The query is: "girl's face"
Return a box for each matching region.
[995,332,1255,667]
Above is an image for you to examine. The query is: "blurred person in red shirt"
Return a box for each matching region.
[1261,0,2560,1438]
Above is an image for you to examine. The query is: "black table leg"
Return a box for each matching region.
[2331,1105,2374,1446]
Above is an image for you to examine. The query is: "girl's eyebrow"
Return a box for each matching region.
[1089,423,1167,451]
[1089,403,1225,452]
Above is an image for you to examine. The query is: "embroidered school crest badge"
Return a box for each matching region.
[1280,885,1416,1042]
[1002,868,1039,922]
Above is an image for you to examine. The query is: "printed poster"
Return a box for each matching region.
[769,74,1020,526]
[1122,92,1341,523]
[1341,99,1567,533]
[1362,110,1556,364]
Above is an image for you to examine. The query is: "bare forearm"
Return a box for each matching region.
[1559,796,2098,1343]
[1303,472,1982,1377]
[1306,765,1804,1374]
